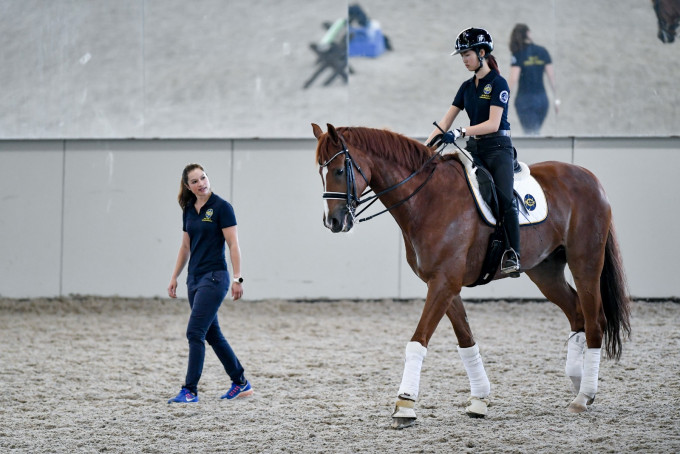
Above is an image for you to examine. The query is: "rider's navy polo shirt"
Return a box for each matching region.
[452,69,511,130]
[183,192,237,277]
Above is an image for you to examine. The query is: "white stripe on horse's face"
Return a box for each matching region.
[321,166,330,220]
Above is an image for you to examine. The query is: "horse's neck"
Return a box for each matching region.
[368,155,465,230]
[367,159,416,205]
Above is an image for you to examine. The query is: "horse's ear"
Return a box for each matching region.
[311,123,324,140]
[327,123,340,144]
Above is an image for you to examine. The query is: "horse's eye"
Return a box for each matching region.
[335,168,344,176]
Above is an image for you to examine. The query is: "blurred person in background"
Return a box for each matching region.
[509,24,559,135]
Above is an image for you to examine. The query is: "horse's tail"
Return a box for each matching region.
[600,224,632,360]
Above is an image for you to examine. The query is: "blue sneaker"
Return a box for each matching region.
[221,381,253,400]
[168,387,199,403]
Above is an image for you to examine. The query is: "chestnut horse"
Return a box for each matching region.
[653,0,680,43]
[312,123,631,428]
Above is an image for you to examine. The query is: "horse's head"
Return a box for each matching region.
[313,123,371,233]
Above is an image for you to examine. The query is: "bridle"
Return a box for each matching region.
[320,135,439,223]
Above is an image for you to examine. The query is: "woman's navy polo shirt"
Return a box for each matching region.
[452,69,511,130]
[511,44,552,96]
[183,192,237,277]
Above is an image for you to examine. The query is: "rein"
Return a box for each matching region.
[321,135,440,223]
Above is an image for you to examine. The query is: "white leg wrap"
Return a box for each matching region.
[397,342,427,400]
[458,344,490,398]
[579,348,601,398]
[565,331,586,393]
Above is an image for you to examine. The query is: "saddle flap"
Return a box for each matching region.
[452,149,548,227]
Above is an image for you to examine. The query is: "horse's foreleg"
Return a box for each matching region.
[396,341,428,401]
[392,341,427,428]
[446,297,490,417]
[457,344,491,417]
[391,282,452,429]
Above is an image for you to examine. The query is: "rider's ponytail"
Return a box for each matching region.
[487,54,499,74]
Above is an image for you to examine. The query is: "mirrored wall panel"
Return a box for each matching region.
[1,0,677,138]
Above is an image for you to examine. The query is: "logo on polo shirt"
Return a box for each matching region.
[499,90,509,104]
[202,208,214,222]
[480,84,492,100]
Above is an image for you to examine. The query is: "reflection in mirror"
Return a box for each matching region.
[346,0,679,137]
[0,0,677,139]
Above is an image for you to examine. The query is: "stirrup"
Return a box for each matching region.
[501,248,520,276]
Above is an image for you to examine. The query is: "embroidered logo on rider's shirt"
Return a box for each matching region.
[499,90,509,104]
[480,84,493,100]
[202,208,214,222]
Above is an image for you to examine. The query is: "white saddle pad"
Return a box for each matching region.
[453,150,548,227]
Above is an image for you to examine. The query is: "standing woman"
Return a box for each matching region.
[426,27,520,275]
[508,23,558,135]
[167,163,253,403]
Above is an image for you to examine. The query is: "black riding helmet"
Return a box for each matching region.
[451,27,494,54]
[451,27,493,72]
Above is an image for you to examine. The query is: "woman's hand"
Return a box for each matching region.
[168,278,178,298]
[231,281,243,301]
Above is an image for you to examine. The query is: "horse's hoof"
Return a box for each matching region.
[465,396,489,418]
[391,398,417,429]
[391,417,416,429]
[567,402,587,413]
[567,392,593,413]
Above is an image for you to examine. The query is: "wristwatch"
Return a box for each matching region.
[460,127,466,138]
[233,277,243,284]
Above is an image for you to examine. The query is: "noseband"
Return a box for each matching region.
[320,135,439,223]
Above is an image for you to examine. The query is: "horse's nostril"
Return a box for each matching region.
[330,216,341,232]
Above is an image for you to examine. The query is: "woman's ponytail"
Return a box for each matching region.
[178,163,203,210]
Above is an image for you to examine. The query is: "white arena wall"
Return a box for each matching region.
[1,136,678,300]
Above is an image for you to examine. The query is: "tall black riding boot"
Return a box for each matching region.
[501,199,521,277]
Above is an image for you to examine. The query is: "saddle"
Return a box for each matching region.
[447,148,548,287]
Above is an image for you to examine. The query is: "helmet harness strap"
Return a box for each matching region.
[474,49,485,73]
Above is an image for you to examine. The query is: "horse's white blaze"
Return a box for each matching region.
[321,166,330,223]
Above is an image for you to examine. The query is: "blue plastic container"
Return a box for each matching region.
[349,22,386,57]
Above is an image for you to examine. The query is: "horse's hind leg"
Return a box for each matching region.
[560,208,611,413]
[565,252,607,412]
[526,249,587,395]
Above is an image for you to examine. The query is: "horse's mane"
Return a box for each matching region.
[316,126,437,171]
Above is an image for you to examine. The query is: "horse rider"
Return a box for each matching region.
[426,27,521,276]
